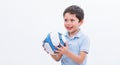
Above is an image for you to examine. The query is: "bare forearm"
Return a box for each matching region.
[65,51,86,64]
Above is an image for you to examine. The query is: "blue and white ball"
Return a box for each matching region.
[42,32,66,55]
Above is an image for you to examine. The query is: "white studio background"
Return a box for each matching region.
[0,0,120,65]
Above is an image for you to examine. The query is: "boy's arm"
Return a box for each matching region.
[65,51,87,64]
[55,43,87,64]
[50,53,62,61]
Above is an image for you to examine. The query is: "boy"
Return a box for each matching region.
[45,5,90,65]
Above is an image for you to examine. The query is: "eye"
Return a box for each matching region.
[64,19,68,22]
[70,19,75,22]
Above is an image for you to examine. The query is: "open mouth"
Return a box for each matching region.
[66,27,73,30]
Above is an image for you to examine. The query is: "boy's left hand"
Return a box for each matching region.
[55,42,69,55]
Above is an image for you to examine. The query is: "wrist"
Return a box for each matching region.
[64,50,70,56]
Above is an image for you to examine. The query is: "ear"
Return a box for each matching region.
[79,20,83,26]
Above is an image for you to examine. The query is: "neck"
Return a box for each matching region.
[69,29,80,37]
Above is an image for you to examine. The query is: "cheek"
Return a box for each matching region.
[73,22,77,26]
[64,22,67,26]
[73,23,80,28]
[64,23,66,27]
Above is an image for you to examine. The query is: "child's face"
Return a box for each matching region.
[64,13,82,34]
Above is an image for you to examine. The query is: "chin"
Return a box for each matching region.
[67,30,73,33]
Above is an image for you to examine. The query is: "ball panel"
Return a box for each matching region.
[50,32,60,46]
[44,42,54,54]
[61,34,66,43]
[43,33,57,52]
[42,32,66,55]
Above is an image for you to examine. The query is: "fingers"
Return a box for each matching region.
[54,46,60,53]
[56,42,68,49]
[55,45,63,53]
[55,42,68,55]
[59,43,64,47]
[64,42,68,47]
[55,45,61,50]
[59,42,68,47]
[55,43,66,51]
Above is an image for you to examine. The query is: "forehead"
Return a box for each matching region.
[64,13,77,19]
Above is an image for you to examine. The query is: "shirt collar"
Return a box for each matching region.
[65,29,83,40]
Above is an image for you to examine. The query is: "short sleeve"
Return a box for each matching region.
[80,36,90,54]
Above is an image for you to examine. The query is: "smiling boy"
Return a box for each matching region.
[50,5,90,65]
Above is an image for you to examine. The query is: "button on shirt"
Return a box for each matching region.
[61,30,90,65]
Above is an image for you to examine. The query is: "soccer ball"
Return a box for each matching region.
[42,32,66,55]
